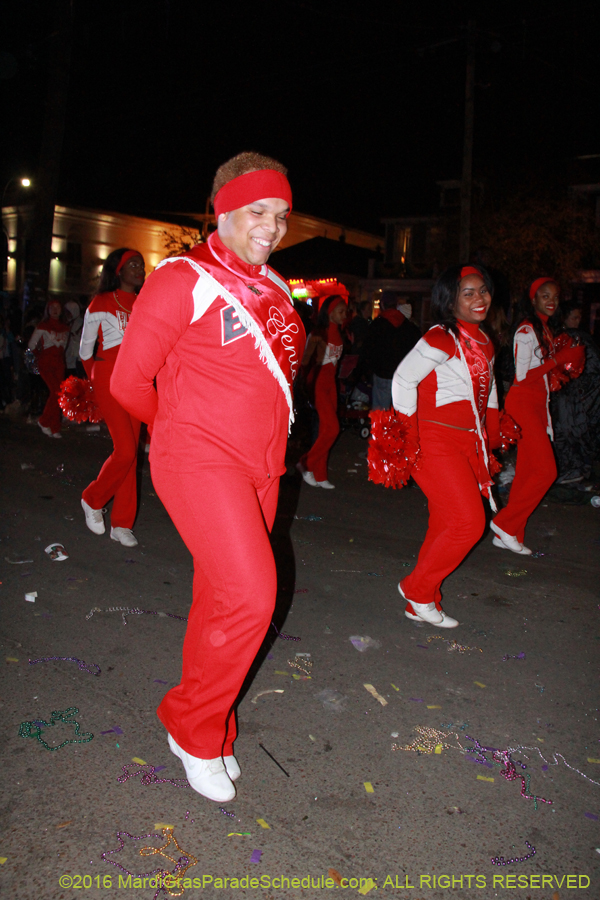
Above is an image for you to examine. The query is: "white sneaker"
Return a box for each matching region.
[490,520,532,556]
[317,480,335,489]
[38,421,53,437]
[51,432,62,439]
[404,608,459,628]
[302,470,319,487]
[81,498,106,535]
[168,734,235,802]
[398,583,442,623]
[110,526,138,547]
[224,755,241,781]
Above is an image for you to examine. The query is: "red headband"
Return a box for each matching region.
[213,169,293,217]
[116,250,142,274]
[460,266,483,279]
[529,277,556,300]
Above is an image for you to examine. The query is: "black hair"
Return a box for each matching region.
[514,280,563,358]
[97,248,135,295]
[430,265,494,337]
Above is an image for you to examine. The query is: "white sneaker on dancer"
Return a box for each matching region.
[38,421,53,437]
[110,526,139,547]
[302,470,319,487]
[223,755,241,781]
[81,498,106,535]
[316,479,335,489]
[404,608,459,628]
[398,583,458,627]
[490,520,532,556]
[168,733,235,802]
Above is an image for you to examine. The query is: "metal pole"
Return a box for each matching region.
[459,20,475,263]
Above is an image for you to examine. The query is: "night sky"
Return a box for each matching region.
[2,0,600,234]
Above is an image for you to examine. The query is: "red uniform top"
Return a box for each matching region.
[28,320,69,358]
[392,322,498,433]
[111,232,305,477]
[79,289,136,376]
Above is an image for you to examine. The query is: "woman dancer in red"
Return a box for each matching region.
[387,266,501,627]
[298,293,347,489]
[79,249,145,547]
[491,278,584,554]
[28,300,69,437]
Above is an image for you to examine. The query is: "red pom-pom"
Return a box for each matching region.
[499,411,521,452]
[58,376,103,424]
[549,334,585,391]
[367,409,421,489]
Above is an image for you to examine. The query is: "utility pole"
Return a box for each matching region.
[459,19,476,263]
[27,0,72,294]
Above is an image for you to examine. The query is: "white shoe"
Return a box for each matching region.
[81,498,105,535]
[224,755,241,781]
[398,583,443,624]
[51,432,62,439]
[168,734,235,802]
[302,470,319,487]
[317,479,335,489]
[110,526,138,547]
[490,521,532,556]
[38,421,53,437]
[404,608,459,628]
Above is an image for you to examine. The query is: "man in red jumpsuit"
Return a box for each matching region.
[111,152,305,802]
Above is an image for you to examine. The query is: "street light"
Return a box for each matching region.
[2,176,32,207]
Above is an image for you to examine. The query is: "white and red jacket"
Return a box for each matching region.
[110,232,305,478]
[80,290,135,377]
[511,319,555,436]
[392,321,500,501]
[28,320,69,356]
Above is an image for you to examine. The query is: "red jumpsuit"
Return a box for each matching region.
[111,232,305,759]
[79,291,141,529]
[492,315,557,544]
[302,323,343,482]
[28,320,69,434]
[392,321,499,609]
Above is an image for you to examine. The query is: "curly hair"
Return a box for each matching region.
[430,265,494,337]
[210,152,288,203]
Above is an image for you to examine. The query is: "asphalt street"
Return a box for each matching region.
[1,414,599,900]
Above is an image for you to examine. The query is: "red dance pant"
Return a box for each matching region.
[303,364,339,482]
[401,424,486,608]
[492,388,556,544]
[82,358,141,529]
[152,466,279,759]
[38,351,65,434]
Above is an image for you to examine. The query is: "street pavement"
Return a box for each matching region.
[1,414,599,900]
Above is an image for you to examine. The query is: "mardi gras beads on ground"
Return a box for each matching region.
[19,707,93,751]
[491,841,536,866]
[29,655,101,675]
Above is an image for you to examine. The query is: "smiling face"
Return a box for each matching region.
[454,275,491,324]
[118,254,145,292]
[218,197,290,266]
[532,281,560,318]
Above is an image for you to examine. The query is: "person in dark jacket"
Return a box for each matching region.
[359,291,421,409]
